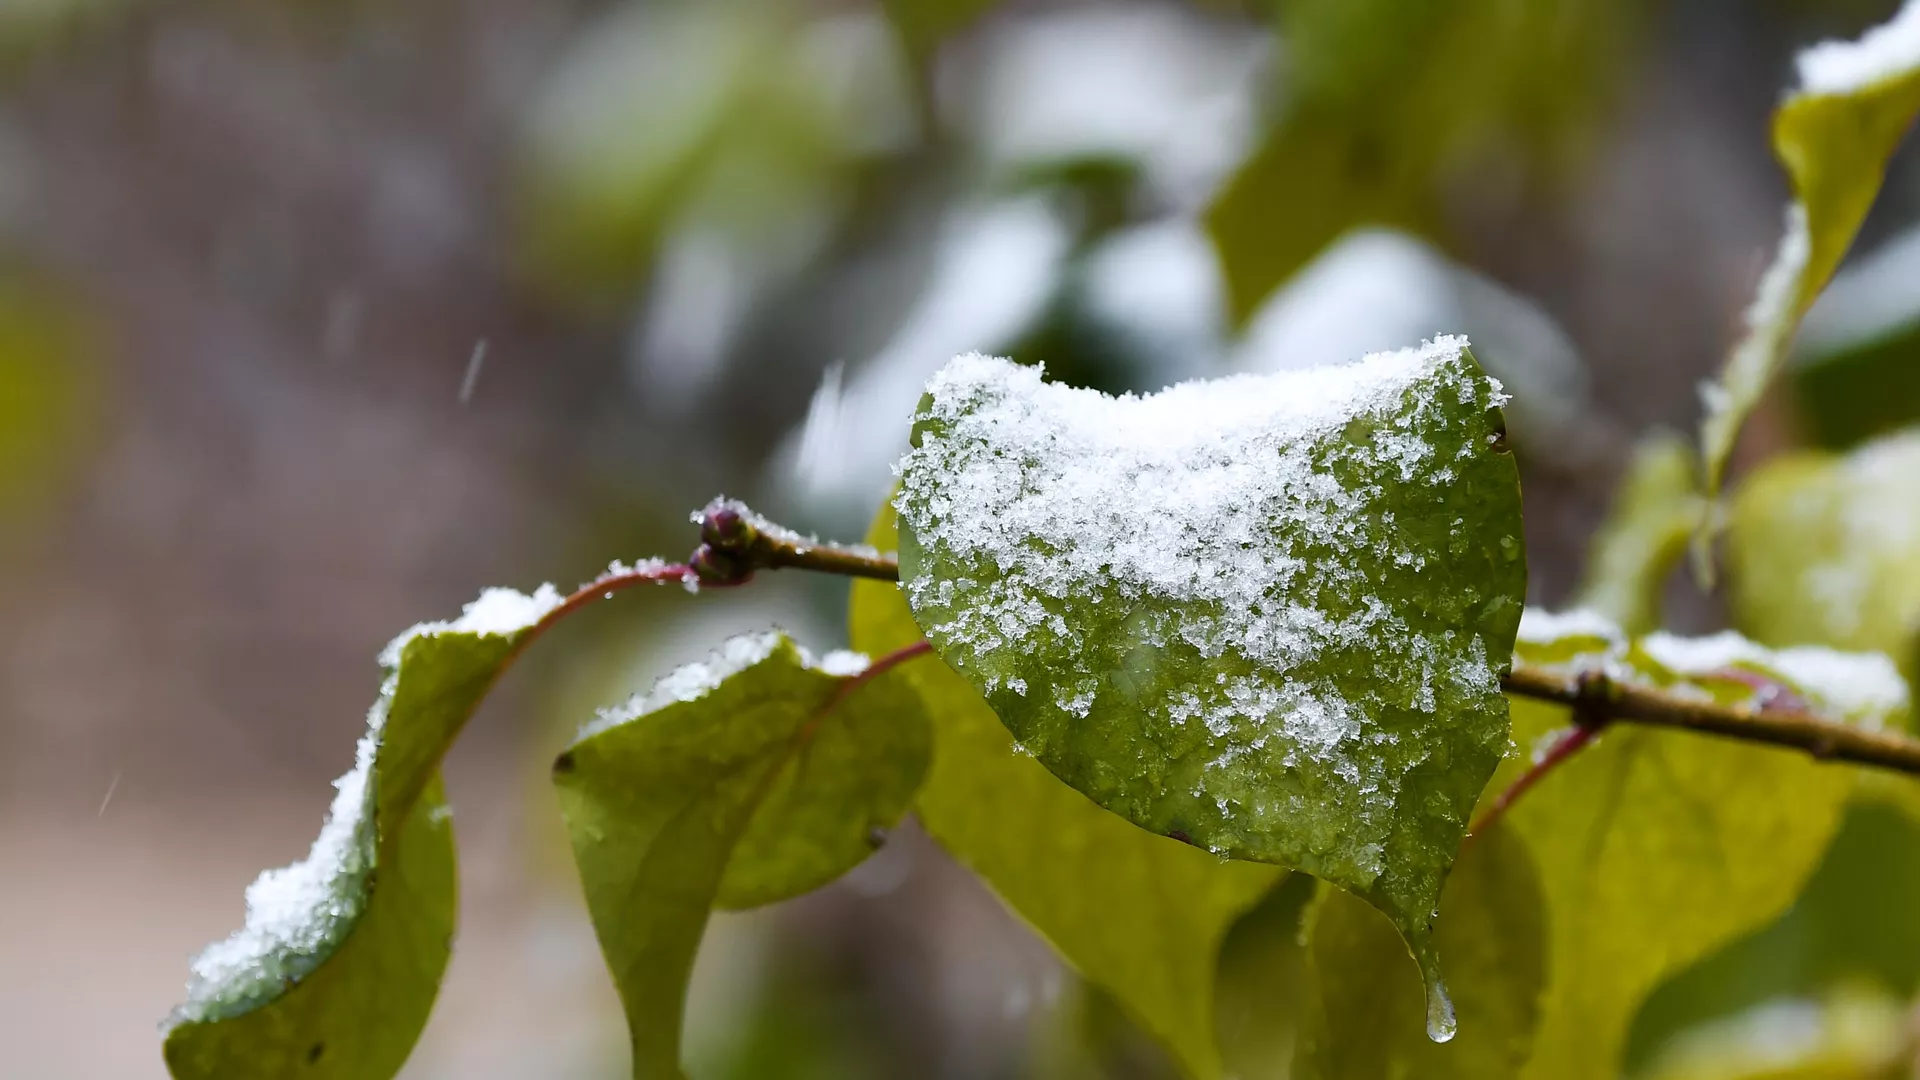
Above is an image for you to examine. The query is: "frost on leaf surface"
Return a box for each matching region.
[163,585,559,1080]
[1697,0,1920,530]
[893,339,1525,1034]
[553,630,930,1078]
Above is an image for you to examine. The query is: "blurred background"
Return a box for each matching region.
[5,0,1920,1076]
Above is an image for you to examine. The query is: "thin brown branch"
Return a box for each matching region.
[692,498,901,584]
[1500,663,1920,777]
[685,500,1920,786]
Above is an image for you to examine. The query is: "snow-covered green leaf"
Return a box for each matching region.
[164,586,568,1079]
[1298,822,1546,1080]
[850,502,1282,1080]
[1574,433,1703,635]
[894,340,1525,1039]
[1697,1,1920,525]
[1506,610,1908,1080]
[1727,430,1920,680]
[553,631,930,1079]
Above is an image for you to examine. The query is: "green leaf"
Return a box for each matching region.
[851,501,1282,1080]
[1296,822,1547,1080]
[1573,432,1703,635]
[893,341,1525,1037]
[164,586,567,1079]
[1697,3,1920,523]
[1726,430,1920,679]
[553,631,931,1079]
[1503,612,1907,1080]
[1206,0,1636,320]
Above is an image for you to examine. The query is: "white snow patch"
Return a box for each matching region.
[895,338,1501,765]
[1516,607,1625,646]
[1797,0,1920,96]
[1641,629,1908,726]
[580,631,870,739]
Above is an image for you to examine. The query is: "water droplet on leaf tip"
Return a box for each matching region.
[1424,972,1457,1043]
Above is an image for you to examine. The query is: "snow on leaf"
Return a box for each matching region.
[1697,0,1920,564]
[894,340,1526,1041]
[164,585,561,1080]
[553,631,930,1078]
[1727,430,1920,682]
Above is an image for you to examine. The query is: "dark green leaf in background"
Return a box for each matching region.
[851,501,1282,1080]
[894,342,1524,1037]
[553,631,930,1079]
[164,587,567,1079]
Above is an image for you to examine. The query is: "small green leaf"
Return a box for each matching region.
[1297,822,1547,1080]
[553,631,930,1079]
[851,502,1282,1080]
[894,341,1525,1037]
[1726,430,1920,680]
[1505,611,1907,1080]
[1573,432,1703,635]
[164,586,567,1079]
[1697,3,1920,527]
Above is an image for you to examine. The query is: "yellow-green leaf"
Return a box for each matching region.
[1505,611,1908,1080]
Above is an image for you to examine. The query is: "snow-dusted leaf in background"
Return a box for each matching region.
[1504,610,1908,1080]
[553,631,930,1079]
[895,341,1526,1039]
[1697,0,1920,530]
[1727,430,1920,682]
[851,502,1282,1080]
[163,586,565,1079]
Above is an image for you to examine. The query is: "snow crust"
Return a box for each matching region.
[896,338,1503,775]
[580,631,870,739]
[1797,0,1920,96]
[177,586,558,1021]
